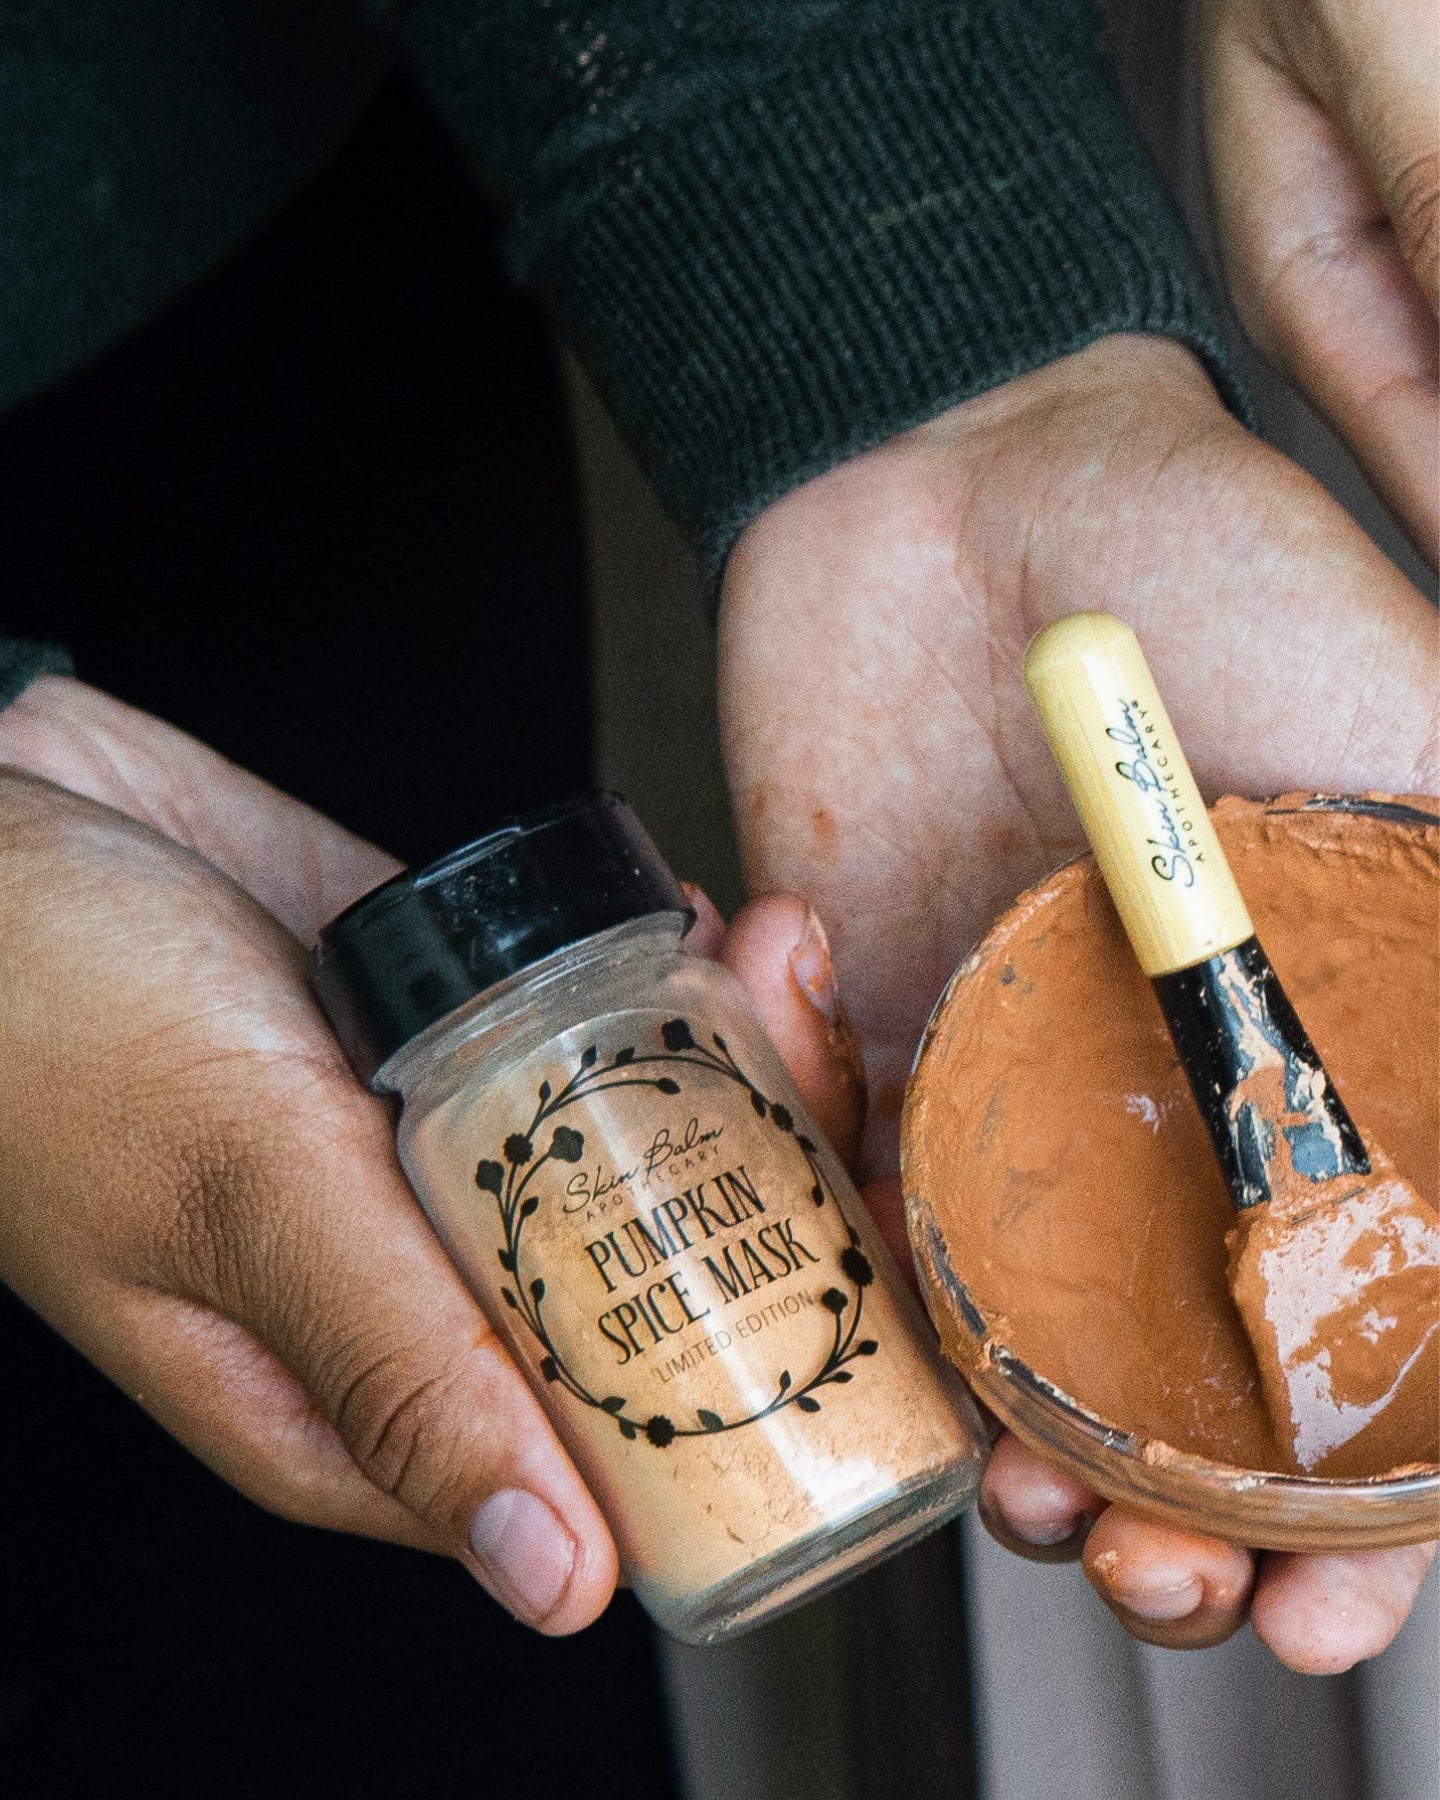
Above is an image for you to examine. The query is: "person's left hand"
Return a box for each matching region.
[718,332,1439,1672]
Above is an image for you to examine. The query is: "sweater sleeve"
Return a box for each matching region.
[388,0,1250,578]
[0,639,73,711]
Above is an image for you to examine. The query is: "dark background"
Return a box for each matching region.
[0,74,678,1798]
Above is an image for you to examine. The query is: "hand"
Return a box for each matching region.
[1202,0,1438,559]
[719,332,1439,1671]
[0,676,860,1635]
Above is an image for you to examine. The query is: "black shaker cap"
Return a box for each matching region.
[310,793,692,1087]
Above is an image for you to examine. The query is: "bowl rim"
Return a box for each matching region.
[902,792,1440,1546]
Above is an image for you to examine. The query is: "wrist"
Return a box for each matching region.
[723,334,1233,627]
[900,334,1222,451]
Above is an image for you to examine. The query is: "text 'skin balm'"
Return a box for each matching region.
[311,795,985,1644]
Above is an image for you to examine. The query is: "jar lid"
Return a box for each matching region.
[310,793,692,1087]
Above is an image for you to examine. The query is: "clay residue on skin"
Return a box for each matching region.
[810,807,840,861]
[786,955,868,1170]
[906,798,1439,1478]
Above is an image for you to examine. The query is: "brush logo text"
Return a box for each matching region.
[1107,699,1205,886]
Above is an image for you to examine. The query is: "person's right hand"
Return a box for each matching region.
[1203,0,1438,559]
[0,674,623,1631]
[0,678,864,1637]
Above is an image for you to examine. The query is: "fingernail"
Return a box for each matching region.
[1090,1551,1203,1622]
[469,1489,577,1626]
[790,908,839,1022]
[979,1492,1096,1563]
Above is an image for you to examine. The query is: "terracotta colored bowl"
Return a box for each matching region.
[902,795,1440,1553]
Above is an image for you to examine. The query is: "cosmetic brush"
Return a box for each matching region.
[1024,612,1439,1478]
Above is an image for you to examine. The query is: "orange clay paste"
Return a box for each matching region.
[905,796,1439,1478]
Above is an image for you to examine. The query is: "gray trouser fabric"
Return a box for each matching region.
[665,1520,1437,1800]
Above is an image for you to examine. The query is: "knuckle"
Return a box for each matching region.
[1243,231,1346,357]
[1229,206,1426,371]
[1217,224,1320,364]
[139,1118,279,1309]
[331,1339,491,1526]
[1230,279,1282,360]
[129,1060,363,1315]
[1388,150,1440,289]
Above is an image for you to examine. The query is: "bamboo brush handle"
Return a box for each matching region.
[1023,613,1253,977]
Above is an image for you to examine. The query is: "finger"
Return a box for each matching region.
[106,1285,438,1551]
[679,880,726,959]
[977,1431,1105,1562]
[1204,30,1439,559]
[0,676,398,937]
[0,796,615,1635]
[1083,1509,1255,1650]
[1250,1542,1438,1675]
[141,1070,619,1635]
[719,893,867,1172]
[861,1173,915,1283]
[1317,0,1439,316]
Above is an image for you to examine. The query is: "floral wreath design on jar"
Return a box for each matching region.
[474,1018,877,1448]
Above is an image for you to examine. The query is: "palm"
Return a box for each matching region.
[720,337,1437,1169]
[0,774,428,1539]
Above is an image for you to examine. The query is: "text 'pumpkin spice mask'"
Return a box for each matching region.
[312,794,986,1644]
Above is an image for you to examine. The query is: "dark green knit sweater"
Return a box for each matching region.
[1,0,1243,600]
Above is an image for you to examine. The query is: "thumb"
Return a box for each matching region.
[156,1080,620,1634]
[718,894,868,1174]
[714,896,916,1274]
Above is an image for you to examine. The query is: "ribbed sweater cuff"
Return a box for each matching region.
[0,639,73,712]
[508,5,1250,580]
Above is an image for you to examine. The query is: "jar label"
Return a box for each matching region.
[465,1014,882,1452]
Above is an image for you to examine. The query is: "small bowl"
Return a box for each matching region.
[902,794,1440,1553]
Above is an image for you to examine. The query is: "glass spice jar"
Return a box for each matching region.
[311,794,986,1644]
